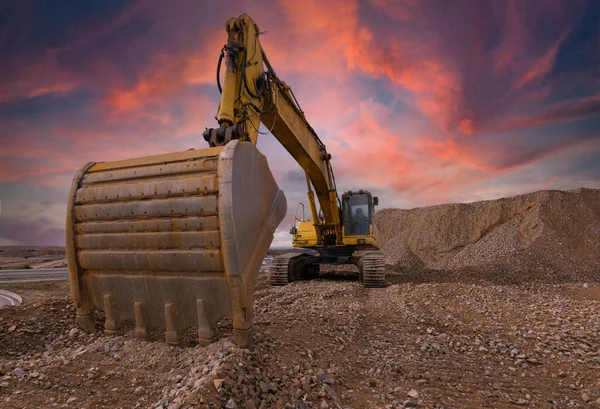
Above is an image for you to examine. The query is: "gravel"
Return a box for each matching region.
[376,188,600,283]
[5,276,599,408]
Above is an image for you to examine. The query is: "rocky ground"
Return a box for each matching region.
[1,274,599,409]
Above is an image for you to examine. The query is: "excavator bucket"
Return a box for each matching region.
[65,140,286,348]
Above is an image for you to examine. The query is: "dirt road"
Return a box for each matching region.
[0,276,598,409]
[0,290,22,307]
[0,268,68,284]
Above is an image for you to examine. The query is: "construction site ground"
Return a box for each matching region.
[1,272,598,409]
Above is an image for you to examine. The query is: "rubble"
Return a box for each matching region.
[1,276,599,408]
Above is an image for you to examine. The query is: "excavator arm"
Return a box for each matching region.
[203,13,342,245]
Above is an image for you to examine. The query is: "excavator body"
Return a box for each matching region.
[270,191,386,288]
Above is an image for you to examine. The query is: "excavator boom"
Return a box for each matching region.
[203,14,342,243]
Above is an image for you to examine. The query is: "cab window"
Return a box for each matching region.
[343,194,371,236]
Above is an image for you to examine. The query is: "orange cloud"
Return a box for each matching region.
[105,34,220,114]
[458,117,475,135]
[3,0,598,214]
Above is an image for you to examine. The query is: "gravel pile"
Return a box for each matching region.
[376,188,600,283]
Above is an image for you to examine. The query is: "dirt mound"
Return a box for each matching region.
[376,188,600,283]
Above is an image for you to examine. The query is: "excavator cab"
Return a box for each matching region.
[342,191,377,237]
[290,191,379,249]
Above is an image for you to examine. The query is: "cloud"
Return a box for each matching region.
[1,0,599,247]
[0,51,81,103]
[514,33,567,88]
[0,219,64,246]
[494,93,600,132]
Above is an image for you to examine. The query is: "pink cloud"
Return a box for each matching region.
[0,52,81,103]
[514,32,567,88]
[2,0,598,246]
[486,93,600,134]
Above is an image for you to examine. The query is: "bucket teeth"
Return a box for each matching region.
[66,141,287,348]
[103,293,123,334]
[134,301,151,341]
[164,303,183,346]
[196,299,219,346]
[76,312,95,333]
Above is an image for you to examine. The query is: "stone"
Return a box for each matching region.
[68,328,79,338]
[225,398,237,409]
[407,389,419,398]
[322,374,335,385]
[320,401,329,409]
[11,368,24,377]
[67,397,77,404]
[213,379,223,391]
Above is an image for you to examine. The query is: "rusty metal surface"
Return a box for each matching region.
[66,141,286,348]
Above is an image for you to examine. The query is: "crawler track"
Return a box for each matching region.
[361,251,387,288]
[269,254,296,285]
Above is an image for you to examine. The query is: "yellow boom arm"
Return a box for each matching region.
[203,14,342,245]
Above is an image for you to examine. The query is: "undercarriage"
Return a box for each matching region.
[269,250,386,288]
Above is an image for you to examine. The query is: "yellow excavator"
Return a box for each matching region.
[65,14,385,349]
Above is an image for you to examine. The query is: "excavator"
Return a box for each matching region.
[271,188,384,286]
[65,14,385,349]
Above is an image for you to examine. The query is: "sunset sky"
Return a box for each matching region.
[1,0,599,246]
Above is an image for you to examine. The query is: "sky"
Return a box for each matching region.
[1,0,599,247]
